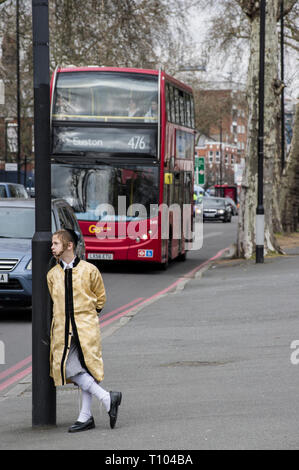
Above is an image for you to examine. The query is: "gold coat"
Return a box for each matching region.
[47,259,106,386]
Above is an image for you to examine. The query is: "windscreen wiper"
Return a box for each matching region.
[95,160,112,166]
[52,151,86,157]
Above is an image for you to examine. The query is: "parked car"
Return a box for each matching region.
[0,182,29,199]
[202,196,232,223]
[225,196,238,215]
[0,198,85,307]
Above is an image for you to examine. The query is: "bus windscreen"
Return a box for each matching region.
[52,72,158,123]
[51,163,159,222]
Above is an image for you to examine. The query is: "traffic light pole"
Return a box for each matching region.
[31,0,56,426]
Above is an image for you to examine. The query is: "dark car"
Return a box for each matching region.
[0,198,85,307]
[202,196,232,223]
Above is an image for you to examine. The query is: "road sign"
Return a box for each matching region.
[195,156,205,185]
[5,163,18,171]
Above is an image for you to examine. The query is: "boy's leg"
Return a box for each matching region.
[77,390,92,423]
[71,371,111,411]
[70,371,121,429]
[68,385,95,433]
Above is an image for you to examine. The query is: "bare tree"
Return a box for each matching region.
[49,0,196,71]
[193,0,298,258]
[0,0,199,164]
[236,0,297,257]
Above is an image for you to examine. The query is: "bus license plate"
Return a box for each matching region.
[88,253,114,260]
[0,273,8,283]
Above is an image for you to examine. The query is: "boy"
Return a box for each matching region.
[47,229,122,432]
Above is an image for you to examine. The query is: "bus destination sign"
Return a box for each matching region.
[53,127,157,156]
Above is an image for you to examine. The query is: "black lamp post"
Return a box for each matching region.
[219,121,223,186]
[16,0,21,184]
[31,0,56,426]
[256,0,266,264]
[280,0,285,172]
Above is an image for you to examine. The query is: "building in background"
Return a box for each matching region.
[195,137,240,188]
[0,30,34,187]
[194,85,247,189]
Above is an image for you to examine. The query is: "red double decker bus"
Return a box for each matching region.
[50,66,195,267]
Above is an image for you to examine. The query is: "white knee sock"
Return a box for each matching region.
[71,372,111,413]
[78,390,92,423]
[88,380,111,412]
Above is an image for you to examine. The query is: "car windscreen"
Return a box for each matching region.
[0,207,35,238]
[203,198,225,208]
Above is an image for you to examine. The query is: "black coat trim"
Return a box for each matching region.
[73,256,80,268]
[60,260,93,384]
[60,268,71,385]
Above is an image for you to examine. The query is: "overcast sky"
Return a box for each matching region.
[188,6,298,100]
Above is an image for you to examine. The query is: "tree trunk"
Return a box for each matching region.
[237,0,283,258]
[279,102,299,233]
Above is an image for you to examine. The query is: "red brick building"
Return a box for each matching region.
[195,139,240,188]
[194,87,247,188]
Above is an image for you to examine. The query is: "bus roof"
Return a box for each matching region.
[56,66,193,94]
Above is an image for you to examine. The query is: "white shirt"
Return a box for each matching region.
[61,257,76,270]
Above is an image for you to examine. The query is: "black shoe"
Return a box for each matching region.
[68,416,95,433]
[108,391,122,429]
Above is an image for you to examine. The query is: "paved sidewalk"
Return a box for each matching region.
[1,245,299,450]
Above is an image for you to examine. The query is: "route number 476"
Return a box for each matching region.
[128,136,146,150]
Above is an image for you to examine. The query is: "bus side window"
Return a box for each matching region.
[190,96,195,128]
[169,86,175,123]
[185,94,191,127]
[165,84,170,122]
[179,90,185,126]
[174,88,180,124]
[184,172,192,204]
